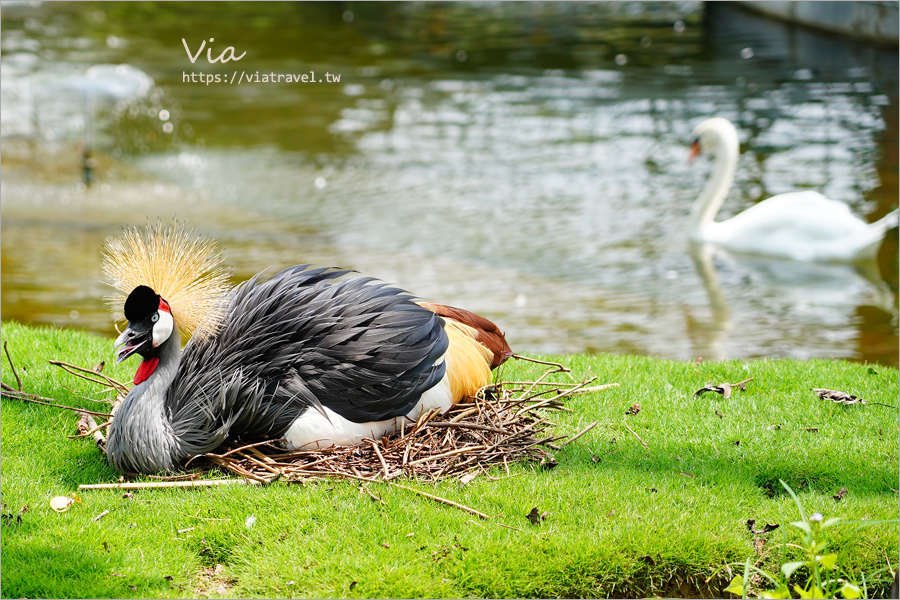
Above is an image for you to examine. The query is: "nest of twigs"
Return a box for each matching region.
[2,345,616,489]
[205,378,577,486]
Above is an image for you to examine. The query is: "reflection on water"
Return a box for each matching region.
[687,240,896,361]
[1,2,897,366]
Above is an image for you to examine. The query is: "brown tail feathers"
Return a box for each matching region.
[418,302,513,369]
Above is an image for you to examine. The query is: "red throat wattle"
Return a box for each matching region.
[132,298,170,384]
[134,357,160,385]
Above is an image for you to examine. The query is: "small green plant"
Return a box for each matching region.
[722,480,896,599]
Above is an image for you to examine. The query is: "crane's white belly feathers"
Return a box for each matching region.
[283,367,453,450]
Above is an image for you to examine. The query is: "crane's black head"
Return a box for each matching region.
[124,285,160,322]
[115,285,175,363]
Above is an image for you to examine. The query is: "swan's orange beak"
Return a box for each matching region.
[688,141,701,164]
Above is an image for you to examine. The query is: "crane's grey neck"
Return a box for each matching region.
[690,125,738,240]
[106,325,182,473]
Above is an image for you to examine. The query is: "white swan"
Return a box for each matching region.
[689,117,898,263]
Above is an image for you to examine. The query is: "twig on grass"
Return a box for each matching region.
[3,341,23,391]
[49,360,129,395]
[559,421,599,449]
[623,419,650,451]
[525,380,619,406]
[207,457,272,484]
[69,418,111,440]
[74,411,107,450]
[574,383,621,394]
[388,482,489,520]
[1,389,113,418]
[359,483,385,505]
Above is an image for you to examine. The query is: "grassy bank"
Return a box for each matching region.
[1,321,897,599]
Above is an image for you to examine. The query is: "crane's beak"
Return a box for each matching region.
[114,321,152,363]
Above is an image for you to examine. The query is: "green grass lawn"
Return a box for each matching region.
[2,321,898,599]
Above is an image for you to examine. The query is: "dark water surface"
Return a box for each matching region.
[2,2,898,365]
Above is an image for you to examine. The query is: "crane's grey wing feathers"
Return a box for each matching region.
[165,265,448,454]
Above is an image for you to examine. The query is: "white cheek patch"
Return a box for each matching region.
[152,310,174,347]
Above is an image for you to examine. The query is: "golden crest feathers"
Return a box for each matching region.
[102,221,232,340]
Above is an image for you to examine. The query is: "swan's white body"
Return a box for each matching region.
[690,117,898,263]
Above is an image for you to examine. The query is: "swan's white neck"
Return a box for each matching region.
[690,120,739,241]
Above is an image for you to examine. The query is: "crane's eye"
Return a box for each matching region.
[151,313,159,323]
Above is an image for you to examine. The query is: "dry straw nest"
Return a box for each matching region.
[204,375,578,486]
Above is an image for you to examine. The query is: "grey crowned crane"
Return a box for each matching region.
[102,223,512,474]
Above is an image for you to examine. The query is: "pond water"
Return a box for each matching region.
[2,2,898,366]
